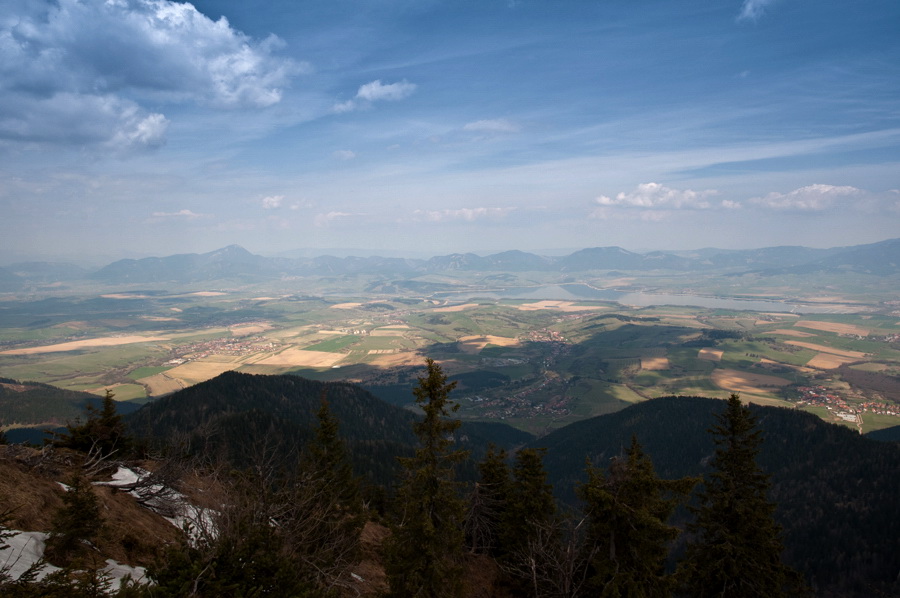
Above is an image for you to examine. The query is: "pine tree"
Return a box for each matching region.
[499,447,561,597]
[306,388,363,518]
[579,436,694,597]
[46,473,104,564]
[54,389,129,458]
[678,394,805,597]
[385,358,468,598]
[466,444,511,555]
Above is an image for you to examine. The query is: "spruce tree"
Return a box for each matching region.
[466,445,511,556]
[46,473,104,564]
[385,358,468,598]
[678,394,804,597]
[579,436,694,597]
[306,389,363,518]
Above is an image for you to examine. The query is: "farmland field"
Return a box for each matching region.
[2,278,899,434]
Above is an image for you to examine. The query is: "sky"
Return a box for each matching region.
[1,0,899,262]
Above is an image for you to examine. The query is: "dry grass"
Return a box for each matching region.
[770,329,817,338]
[515,300,606,312]
[784,341,867,359]
[433,303,479,312]
[807,353,860,369]
[230,324,271,336]
[1,335,170,355]
[795,320,870,336]
[367,351,424,367]
[137,373,185,396]
[640,356,670,370]
[255,348,346,367]
[163,359,244,386]
[698,348,724,361]
[330,302,363,310]
[457,335,519,354]
[189,291,226,297]
[712,368,791,394]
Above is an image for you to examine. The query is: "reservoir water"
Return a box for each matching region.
[432,284,845,314]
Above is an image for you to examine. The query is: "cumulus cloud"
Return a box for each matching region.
[748,184,862,211]
[261,195,284,209]
[0,0,299,149]
[594,183,721,210]
[738,0,779,22]
[333,79,417,113]
[412,207,513,222]
[463,119,521,134]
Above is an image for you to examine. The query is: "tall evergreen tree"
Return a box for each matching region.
[305,389,363,518]
[678,394,804,597]
[579,436,694,597]
[466,444,511,556]
[46,473,104,564]
[385,358,468,598]
[54,389,129,457]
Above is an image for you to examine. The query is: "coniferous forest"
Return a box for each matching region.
[1,367,899,597]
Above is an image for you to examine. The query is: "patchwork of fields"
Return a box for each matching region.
[1,288,899,435]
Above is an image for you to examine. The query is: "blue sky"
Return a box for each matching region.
[1,0,899,261]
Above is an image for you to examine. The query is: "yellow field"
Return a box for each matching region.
[458,335,519,354]
[770,329,817,338]
[367,351,425,367]
[329,302,363,309]
[255,349,345,367]
[370,328,407,337]
[784,341,867,359]
[137,373,187,396]
[189,291,227,297]
[1,335,170,355]
[795,320,870,336]
[698,348,724,361]
[230,324,271,336]
[516,300,607,312]
[433,303,479,312]
[807,353,860,369]
[163,359,244,386]
[640,356,670,370]
[712,369,791,394]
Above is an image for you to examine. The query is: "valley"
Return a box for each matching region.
[2,242,899,436]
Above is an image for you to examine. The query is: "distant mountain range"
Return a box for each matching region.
[1,238,898,288]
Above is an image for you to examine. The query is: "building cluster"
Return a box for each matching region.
[174,337,277,360]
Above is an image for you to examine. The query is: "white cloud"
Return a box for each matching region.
[0,0,298,149]
[150,209,206,219]
[748,184,862,211]
[738,0,779,22]
[412,207,513,222]
[261,195,284,209]
[332,150,357,161]
[594,183,720,210]
[332,79,417,112]
[463,119,521,134]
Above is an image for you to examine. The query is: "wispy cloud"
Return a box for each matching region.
[150,209,208,219]
[412,207,513,222]
[314,211,357,227]
[749,184,862,211]
[333,79,417,113]
[0,0,299,150]
[463,119,521,134]
[738,0,779,22]
[332,150,357,161]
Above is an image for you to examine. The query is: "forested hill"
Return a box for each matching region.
[0,378,140,427]
[126,371,532,485]
[534,396,900,597]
